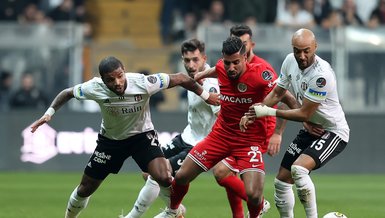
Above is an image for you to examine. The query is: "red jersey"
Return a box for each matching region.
[212,59,277,152]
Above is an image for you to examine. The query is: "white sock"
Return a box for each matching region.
[126,176,160,218]
[65,186,90,218]
[274,178,295,218]
[158,182,171,207]
[291,165,317,218]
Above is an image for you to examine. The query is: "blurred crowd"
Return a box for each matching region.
[160,0,385,44]
[0,0,92,37]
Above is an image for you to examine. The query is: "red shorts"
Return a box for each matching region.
[188,132,265,175]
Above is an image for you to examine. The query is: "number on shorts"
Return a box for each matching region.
[248,149,263,163]
[310,139,325,150]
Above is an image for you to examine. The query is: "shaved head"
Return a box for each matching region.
[291,28,318,70]
[292,28,317,48]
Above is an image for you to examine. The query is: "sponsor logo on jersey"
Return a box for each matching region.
[287,142,302,156]
[221,94,252,104]
[237,83,247,92]
[209,87,218,93]
[316,77,326,88]
[147,75,157,84]
[261,70,273,81]
[287,74,292,81]
[301,82,308,91]
[308,88,326,97]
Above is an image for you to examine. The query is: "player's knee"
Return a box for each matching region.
[152,171,172,187]
[212,163,232,182]
[245,185,263,205]
[290,165,309,181]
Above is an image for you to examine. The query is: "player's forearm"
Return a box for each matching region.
[195,67,217,81]
[49,87,75,111]
[276,108,310,122]
[170,73,205,96]
[274,103,288,135]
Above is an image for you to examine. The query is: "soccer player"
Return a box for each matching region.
[120,39,219,218]
[30,56,219,218]
[240,28,349,218]
[212,24,284,218]
[155,36,297,218]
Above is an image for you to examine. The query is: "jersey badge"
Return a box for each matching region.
[209,87,218,93]
[237,83,247,92]
[316,77,326,88]
[147,75,157,84]
[134,94,143,101]
[301,82,308,91]
[261,70,273,81]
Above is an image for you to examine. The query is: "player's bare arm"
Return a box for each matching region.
[168,72,220,106]
[267,102,288,156]
[30,87,74,133]
[194,67,217,82]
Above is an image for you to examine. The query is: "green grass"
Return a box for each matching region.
[0,172,384,218]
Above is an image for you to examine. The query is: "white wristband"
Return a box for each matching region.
[253,105,277,117]
[44,107,55,116]
[199,90,210,101]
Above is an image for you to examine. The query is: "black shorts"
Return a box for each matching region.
[84,130,164,180]
[162,134,193,174]
[281,129,347,171]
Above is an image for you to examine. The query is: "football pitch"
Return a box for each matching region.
[0,172,383,218]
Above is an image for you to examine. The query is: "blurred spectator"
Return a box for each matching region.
[18,2,48,24]
[10,72,49,109]
[367,0,385,28]
[275,0,315,28]
[303,0,333,26]
[200,0,229,25]
[47,0,92,38]
[226,0,277,25]
[0,0,32,21]
[322,0,363,28]
[0,71,13,111]
[139,69,165,110]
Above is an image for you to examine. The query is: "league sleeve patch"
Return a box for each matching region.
[308,88,326,97]
[316,77,326,88]
[209,87,218,93]
[147,75,157,84]
[261,70,273,81]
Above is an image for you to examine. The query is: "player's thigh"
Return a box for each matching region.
[280,129,318,171]
[212,158,237,180]
[131,131,167,174]
[302,131,347,170]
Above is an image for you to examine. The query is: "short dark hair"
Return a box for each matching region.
[181,38,205,55]
[230,24,252,37]
[222,36,246,56]
[98,56,124,77]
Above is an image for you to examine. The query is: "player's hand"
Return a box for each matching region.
[267,133,282,156]
[247,103,277,118]
[30,114,51,133]
[205,92,220,106]
[303,122,324,137]
[239,115,255,132]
